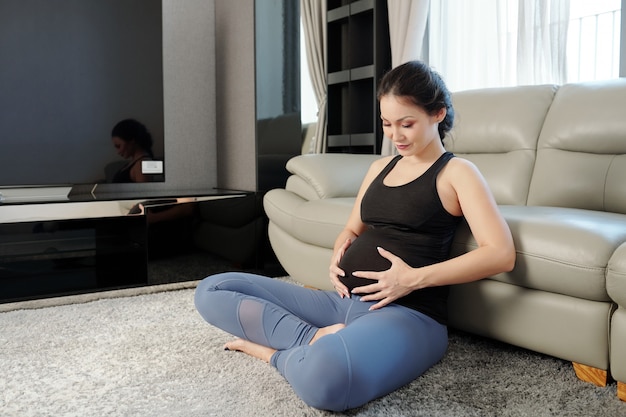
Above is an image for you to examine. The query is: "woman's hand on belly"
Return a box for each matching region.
[329,238,352,298]
[350,246,415,310]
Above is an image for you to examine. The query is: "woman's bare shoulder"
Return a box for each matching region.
[447,155,482,176]
[371,155,395,170]
[358,155,396,187]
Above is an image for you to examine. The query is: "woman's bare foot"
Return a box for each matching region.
[223,338,276,363]
[224,324,346,362]
[309,323,346,345]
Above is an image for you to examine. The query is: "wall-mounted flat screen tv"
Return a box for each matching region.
[0,0,164,190]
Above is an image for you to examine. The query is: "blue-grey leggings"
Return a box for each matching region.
[194,272,448,412]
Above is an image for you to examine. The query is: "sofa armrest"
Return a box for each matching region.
[285,154,381,200]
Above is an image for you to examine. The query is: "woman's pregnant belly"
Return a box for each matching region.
[338,228,401,292]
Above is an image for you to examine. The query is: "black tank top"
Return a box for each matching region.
[338,152,462,324]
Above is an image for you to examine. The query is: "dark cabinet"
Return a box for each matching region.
[326,0,390,153]
[0,216,147,302]
[0,192,249,304]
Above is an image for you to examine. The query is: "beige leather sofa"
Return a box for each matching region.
[263,79,626,401]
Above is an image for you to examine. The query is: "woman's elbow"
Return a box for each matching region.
[501,244,516,273]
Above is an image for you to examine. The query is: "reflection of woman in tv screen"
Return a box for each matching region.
[110,118,154,183]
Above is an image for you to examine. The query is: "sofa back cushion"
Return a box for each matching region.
[528,78,626,213]
[285,153,380,200]
[444,84,556,206]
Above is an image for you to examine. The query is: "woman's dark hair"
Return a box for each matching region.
[111,118,154,157]
[377,60,454,141]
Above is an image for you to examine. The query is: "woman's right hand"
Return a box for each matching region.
[330,238,352,298]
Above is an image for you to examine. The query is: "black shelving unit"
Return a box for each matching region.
[326,0,390,154]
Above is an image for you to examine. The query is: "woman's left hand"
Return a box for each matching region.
[350,247,415,310]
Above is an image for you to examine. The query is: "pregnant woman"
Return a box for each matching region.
[194,60,516,412]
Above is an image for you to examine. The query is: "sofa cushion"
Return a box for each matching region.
[610,309,626,383]
[445,84,556,206]
[285,154,379,200]
[284,175,323,202]
[263,189,352,249]
[528,78,626,213]
[267,189,626,302]
[608,242,626,308]
[452,205,626,301]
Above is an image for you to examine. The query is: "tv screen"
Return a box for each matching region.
[0,0,164,187]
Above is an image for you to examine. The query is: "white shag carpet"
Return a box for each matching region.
[1,281,625,417]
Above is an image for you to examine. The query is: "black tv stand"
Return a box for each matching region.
[0,215,147,302]
[0,191,247,303]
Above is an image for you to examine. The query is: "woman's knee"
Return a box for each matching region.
[299,370,351,410]
[194,273,235,317]
[195,271,241,295]
[283,337,354,411]
[194,274,218,301]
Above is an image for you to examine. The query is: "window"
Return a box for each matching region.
[300,1,624,124]
[428,0,622,92]
[300,21,318,125]
[568,0,622,81]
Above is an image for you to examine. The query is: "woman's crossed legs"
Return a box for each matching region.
[194,272,447,411]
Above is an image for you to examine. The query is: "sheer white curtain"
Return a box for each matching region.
[518,0,570,85]
[429,0,570,92]
[429,0,516,91]
[301,0,327,153]
[387,0,430,67]
[381,0,430,156]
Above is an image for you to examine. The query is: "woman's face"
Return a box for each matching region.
[379,95,445,156]
[111,136,135,159]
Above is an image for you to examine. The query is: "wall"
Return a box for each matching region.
[158,0,217,193]
[214,0,257,192]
